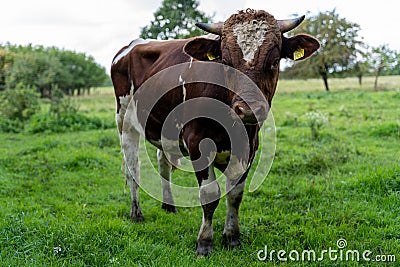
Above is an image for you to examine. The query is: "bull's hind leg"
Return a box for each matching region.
[122,124,144,222]
[116,91,144,222]
[157,149,177,213]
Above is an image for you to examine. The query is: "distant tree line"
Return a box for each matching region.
[0,44,108,97]
[280,10,400,91]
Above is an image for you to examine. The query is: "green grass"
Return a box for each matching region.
[1,76,399,266]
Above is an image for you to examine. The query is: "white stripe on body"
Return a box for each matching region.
[112,39,151,65]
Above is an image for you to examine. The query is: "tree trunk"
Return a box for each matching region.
[374,64,383,91]
[358,74,362,86]
[374,68,382,91]
[320,72,329,91]
[319,65,329,91]
[39,88,45,98]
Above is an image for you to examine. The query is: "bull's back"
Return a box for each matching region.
[111,38,191,106]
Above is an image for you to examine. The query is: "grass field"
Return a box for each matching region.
[0,76,399,266]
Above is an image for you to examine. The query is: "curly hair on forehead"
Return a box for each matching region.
[221,9,281,47]
[225,9,277,26]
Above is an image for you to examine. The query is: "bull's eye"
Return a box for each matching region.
[264,47,280,73]
[271,58,280,70]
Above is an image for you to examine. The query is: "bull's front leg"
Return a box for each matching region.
[222,177,246,247]
[196,165,221,257]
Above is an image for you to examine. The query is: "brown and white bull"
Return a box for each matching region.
[111,9,319,256]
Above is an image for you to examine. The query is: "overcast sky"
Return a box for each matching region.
[1,0,398,72]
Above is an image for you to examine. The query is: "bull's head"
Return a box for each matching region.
[184,9,320,125]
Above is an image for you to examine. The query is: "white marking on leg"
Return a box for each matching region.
[130,99,145,136]
[198,165,219,204]
[157,149,175,206]
[122,123,143,221]
[224,154,248,180]
[197,164,220,255]
[112,39,151,65]
[233,20,269,63]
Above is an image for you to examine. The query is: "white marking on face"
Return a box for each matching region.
[112,38,151,65]
[233,20,269,63]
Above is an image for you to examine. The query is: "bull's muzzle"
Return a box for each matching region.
[232,101,268,125]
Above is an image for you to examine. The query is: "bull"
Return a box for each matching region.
[111,9,320,256]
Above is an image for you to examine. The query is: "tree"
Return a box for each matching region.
[369,44,397,90]
[5,47,61,97]
[1,44,108,97]
[283,10,363,91]
[140,0,212,40]
[0,46,14,91]
[389,52,400,75]
[352,44,371,86]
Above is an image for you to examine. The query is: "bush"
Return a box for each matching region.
[25,112,106,133]
[0,118,24,133]
[0,86,113,133]
[0,85,40,121]
[0,85,40,132]
[305,110,329,140]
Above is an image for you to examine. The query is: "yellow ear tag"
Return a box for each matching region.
[206,52,219,61]
[293,48,305,61]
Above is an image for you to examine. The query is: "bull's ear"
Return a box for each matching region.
[281,34,320,61]
[184,38,221,61]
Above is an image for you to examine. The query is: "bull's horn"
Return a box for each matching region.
[195,22,223,35]
[277,15,305,33]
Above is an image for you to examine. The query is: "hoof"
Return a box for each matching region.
[196,240,213,257]
[222,234,241,248]
[162,203,177,213]
[130,211,144,222]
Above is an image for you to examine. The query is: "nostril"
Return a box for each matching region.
[232,102,267,124]
[233,103,244,116]
[238,106,253,117]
